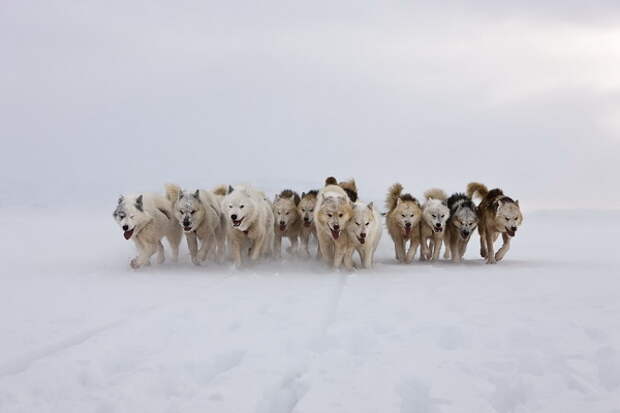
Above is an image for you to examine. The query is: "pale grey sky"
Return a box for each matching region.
[1,1,619,209]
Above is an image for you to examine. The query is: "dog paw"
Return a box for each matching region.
[480,248,487,258]
[486,258,497,264]
[192,256,201,266]
[156,255,165,265]
[130,258,141,269]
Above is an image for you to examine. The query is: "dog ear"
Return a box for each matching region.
[228,185,234,194]
[294,193,300,206]
[396,197,401,206]
[301,192,306,199]
[135,194,143,212]
[179,191,184,200]
[273,194,279,202]
[367,202,374,210]
[193,190,200,199]
[118,195,124,204]
[515,199,519,206]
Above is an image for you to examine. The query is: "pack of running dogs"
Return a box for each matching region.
[113,177,523,270]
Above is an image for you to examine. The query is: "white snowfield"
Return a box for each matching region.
[1,207,619,413]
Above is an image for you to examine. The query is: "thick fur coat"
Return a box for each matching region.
[113,193,182,269]
[222,185,275,267]
[385,183,423,263]
[467,182,523,264]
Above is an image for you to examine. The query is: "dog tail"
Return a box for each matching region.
[165,183,181,202]
[212,184,228,197]
[424,188,447,201]
[325,176,338,186]
[466,182,489,200]
[385,183,403,212]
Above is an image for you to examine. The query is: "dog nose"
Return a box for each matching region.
[122,225,129,231]
[435,223,441,228]
[183,220,190,226]
[360,232,366,238]
[304,217,310,222]
[333,224,340,231]
[405,222,412,228]
[511,226,517,232]
[280,220,285,226]
[231,214,237,220]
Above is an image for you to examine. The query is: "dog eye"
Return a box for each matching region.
[441,215,444,219]
[310,209,313,212]
[365,222,369,226]
[409,214,414,218]
[356,222,360,226]
[286,212,289,215]
[432,215,436,218]
[328,213,333,217]
[401,214,405,218]
[191,210,196,215]
[228,205,232,208]
[240,205,244,209]
[338,213,343,218]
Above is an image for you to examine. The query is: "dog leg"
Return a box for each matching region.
[395,239,406,262]
[495,233,511,262]
[459,239,468,260]
[431,237,442,261]
[406,239,419,263]
[287,235,299,255]
[167,229,181,263]
[186,232,199,265]
[155,240,165,264]
[333,243,346,269]
[317,231,332,264]
[485,231,496,264]
[343,245,355,270]
[479,227,487,258]
[273,233,282,259]
[300,231,310,257]
[131,241,158,269]
[250,234,265,261]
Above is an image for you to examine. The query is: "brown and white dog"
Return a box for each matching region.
[385,183,423,263]
[467,182,523,264]
[273,189,301,258]
[314,177,355,269]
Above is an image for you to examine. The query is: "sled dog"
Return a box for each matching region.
[420,188,450,261]
[346,201,382,268]
[273,189,301,258]
[444,192,478,263]
[467,182,523,264]
[165,184,226,265]
[385,183,422,263]
[113,193,182,269]
[222,185,275,267]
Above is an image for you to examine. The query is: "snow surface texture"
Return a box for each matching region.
[1,208,619,413]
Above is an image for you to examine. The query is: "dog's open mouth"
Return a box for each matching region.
[279,224,287,232]
[403,226,411,236]
[433,227,443,233]
[506,227,516,237]
[183,226,192,232]
[304,221,311,227]
[123,228,134,240]
[330,228,340,240]
[232,217,244,227]
[357,235,366,244]
[460,231,470,240]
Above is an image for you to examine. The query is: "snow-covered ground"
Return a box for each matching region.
[1,207,619,413]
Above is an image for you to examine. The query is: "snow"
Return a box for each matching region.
[1,207,620,413]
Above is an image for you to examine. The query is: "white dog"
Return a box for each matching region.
[420,188,450,261]
[222,185,274,267]
[165,184,226,265]
[113,193,182,269]
[346,201,382,268]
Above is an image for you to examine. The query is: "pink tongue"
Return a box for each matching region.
[405,227,411,235]
[280,225,286,231]
[331,229,340,240]
[123,229,133,240]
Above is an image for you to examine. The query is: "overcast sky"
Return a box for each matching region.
[1,1,619,209]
